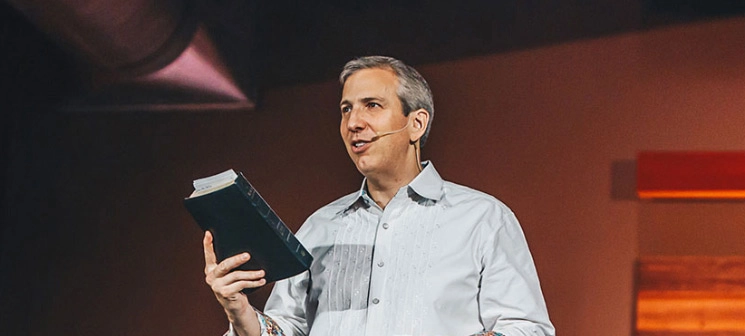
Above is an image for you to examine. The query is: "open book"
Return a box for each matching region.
[184,169,313,293]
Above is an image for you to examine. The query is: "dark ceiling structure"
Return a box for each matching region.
[2,0,745,111]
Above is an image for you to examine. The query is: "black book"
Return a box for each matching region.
[184,169,313,293]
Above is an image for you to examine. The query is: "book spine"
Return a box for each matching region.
[235,174,313,265]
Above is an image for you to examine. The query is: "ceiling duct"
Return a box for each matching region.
[6,0,254,111]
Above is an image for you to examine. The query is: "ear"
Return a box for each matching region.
[408,109,430,143]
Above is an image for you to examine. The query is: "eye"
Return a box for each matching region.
[366,102,381,109]
[340,105,352,113]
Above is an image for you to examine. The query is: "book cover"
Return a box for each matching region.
[184,170,313,293]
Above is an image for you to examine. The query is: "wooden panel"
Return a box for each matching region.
[636,256,745,335]
[637,151,745,199]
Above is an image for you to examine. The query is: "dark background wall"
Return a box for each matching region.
[3,16,745,336]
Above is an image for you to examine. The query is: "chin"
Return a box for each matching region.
[353,157,378,177]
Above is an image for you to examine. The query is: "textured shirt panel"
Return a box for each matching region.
[260,162,554,336]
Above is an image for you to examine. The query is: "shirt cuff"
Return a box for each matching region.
[223,309,283,336]
[223,323,235,336]
[255,309,285,336]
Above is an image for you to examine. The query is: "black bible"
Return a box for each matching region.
[184,169,313,293]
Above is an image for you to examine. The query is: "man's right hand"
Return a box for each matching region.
[203,231,266,336]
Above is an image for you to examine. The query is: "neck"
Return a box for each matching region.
[365,146,422,209]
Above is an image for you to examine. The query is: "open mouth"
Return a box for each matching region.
[351,140,371,151]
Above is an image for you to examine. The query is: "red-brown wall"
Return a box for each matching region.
[2,17,745,336]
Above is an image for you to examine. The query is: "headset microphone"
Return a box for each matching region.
[369,123,409,142]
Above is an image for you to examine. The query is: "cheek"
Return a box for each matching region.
[339,126,349,141]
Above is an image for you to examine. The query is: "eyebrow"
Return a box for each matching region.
[340,96,387,106]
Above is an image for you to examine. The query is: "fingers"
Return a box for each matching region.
[210,269,267,297]
[209,268,267,301]
[211,252,251,277]
[205,250,265,286]
[201,231,266,319]
[203,231,217,274]
[220,269,266,284]
[203,232,254,276]
[213,279,267,299]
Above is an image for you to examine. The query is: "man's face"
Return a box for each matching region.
[339,68,413,177]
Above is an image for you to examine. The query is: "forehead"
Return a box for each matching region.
[341,68,399,101]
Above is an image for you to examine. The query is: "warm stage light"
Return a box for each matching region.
[637,151,745,199]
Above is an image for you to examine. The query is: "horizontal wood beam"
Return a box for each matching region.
[636,256,745,335]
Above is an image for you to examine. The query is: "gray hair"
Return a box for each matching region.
[340,56,434,146]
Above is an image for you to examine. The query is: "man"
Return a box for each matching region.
[203,56,555,336]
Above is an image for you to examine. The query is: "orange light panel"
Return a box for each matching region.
[636,256,745,335]
[637,151,745,199]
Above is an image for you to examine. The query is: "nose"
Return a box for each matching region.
[345,107,366,132]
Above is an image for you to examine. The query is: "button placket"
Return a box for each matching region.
[366,210,394,329]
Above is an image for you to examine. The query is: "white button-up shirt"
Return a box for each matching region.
[240,162,554,336]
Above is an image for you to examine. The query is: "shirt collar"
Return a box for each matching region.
[408,161,444,201]
[343,161,444,210]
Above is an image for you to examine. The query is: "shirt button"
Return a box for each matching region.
[377,261,385,267]
[372,298,380,304]
[382,223,390,229]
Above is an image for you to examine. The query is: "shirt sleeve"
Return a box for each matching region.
[260,270,313,336]
[477,208,555,336]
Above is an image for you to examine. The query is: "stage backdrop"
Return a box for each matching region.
[2,16,745,336]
